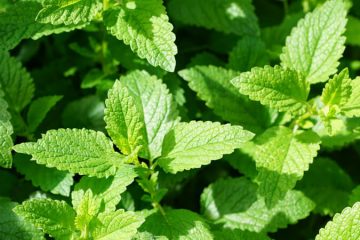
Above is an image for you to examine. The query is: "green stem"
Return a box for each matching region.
[283,0,289,15]
[103,0,109,10]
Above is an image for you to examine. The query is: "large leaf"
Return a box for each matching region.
[36,0,102,25]
[0,198,43,240]
[0,51,34,112]
[168,0,259,36]
[13,154,74,196]
[253,126,320,207]
[158,121,254,173]
[13,128,125,177]
[103,0,177,72]
[200,177,314,233]
[138,209,213,239]
[231,65,309,114]
[315,202,360,240]
[179,65,271,133]
[280,0,347,83]
[14,199,76,240]
[105,70,179,160]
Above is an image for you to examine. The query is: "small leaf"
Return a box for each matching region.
[14,199,76,240]
[13,128,125,177]
[158,121,254,173]
[321,69,352,108]
[72,165,137,212]
[342,77,360,117]
[231,65,309,114]
[280,0,347,83]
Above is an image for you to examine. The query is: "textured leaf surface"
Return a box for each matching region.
[228,36,269,71]
[13,154,73,196]
[158,121,254,173]
[316,202,360,240]
[92,210,144,240]
[0,2,86,51]
[13,128,124,177]
[231,65,309,114]
[321,69,352,108]
[297,158,353,215]
[72,165,137,212]
[27,95,63,132]
[254,127,320,207]
[343,77,360,117]
[14,199,76,240]
[0,121,13,168]
[103,0,177,72]
[138,209,213,239]
[0,198,43,240]
[105,70,179,160]
[280,0,347,83]
[213,229,270,240]
[179,66,271,133]
[200,178,314,233]
[36,0,102,25]
[0,51,34,112]
[168,0,259,36]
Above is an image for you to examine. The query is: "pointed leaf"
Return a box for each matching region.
[158,121,254,173]
[13,128,124,177]
[280,0,347,83]
[231,65,309,114]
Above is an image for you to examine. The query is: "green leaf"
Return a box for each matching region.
[138,209,213,239]
[27,95,63,132]
[213,229,270,240]
[0,2,86,51]
[0,121,13,169]
[228,36,269,71]
[13,154,74,196]
[297,158,353,215]
[349,185,360,206]
[74,190,102,234]
[179,65,271,133]
[253,127,320,207]
[36,0,102,25]
[13,128,124,177]
[280,0,347,83]
[168,0,259,36]
[231,65,309,114]
[321,68,352,108]
[0,50,34,112]
[72,165,137,212]
[105,70,179,160]
[315,202,360,240]
[342,77,360,117]
[14,199,76,240]
[200,177,314,233]
[103,1,177,72]
[158,121,254,173]
[0,198,44,240]
[92,210,144,240]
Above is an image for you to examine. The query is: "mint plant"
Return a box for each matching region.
[1,0,360,239]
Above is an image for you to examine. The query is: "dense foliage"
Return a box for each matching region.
[1,0,360,239]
